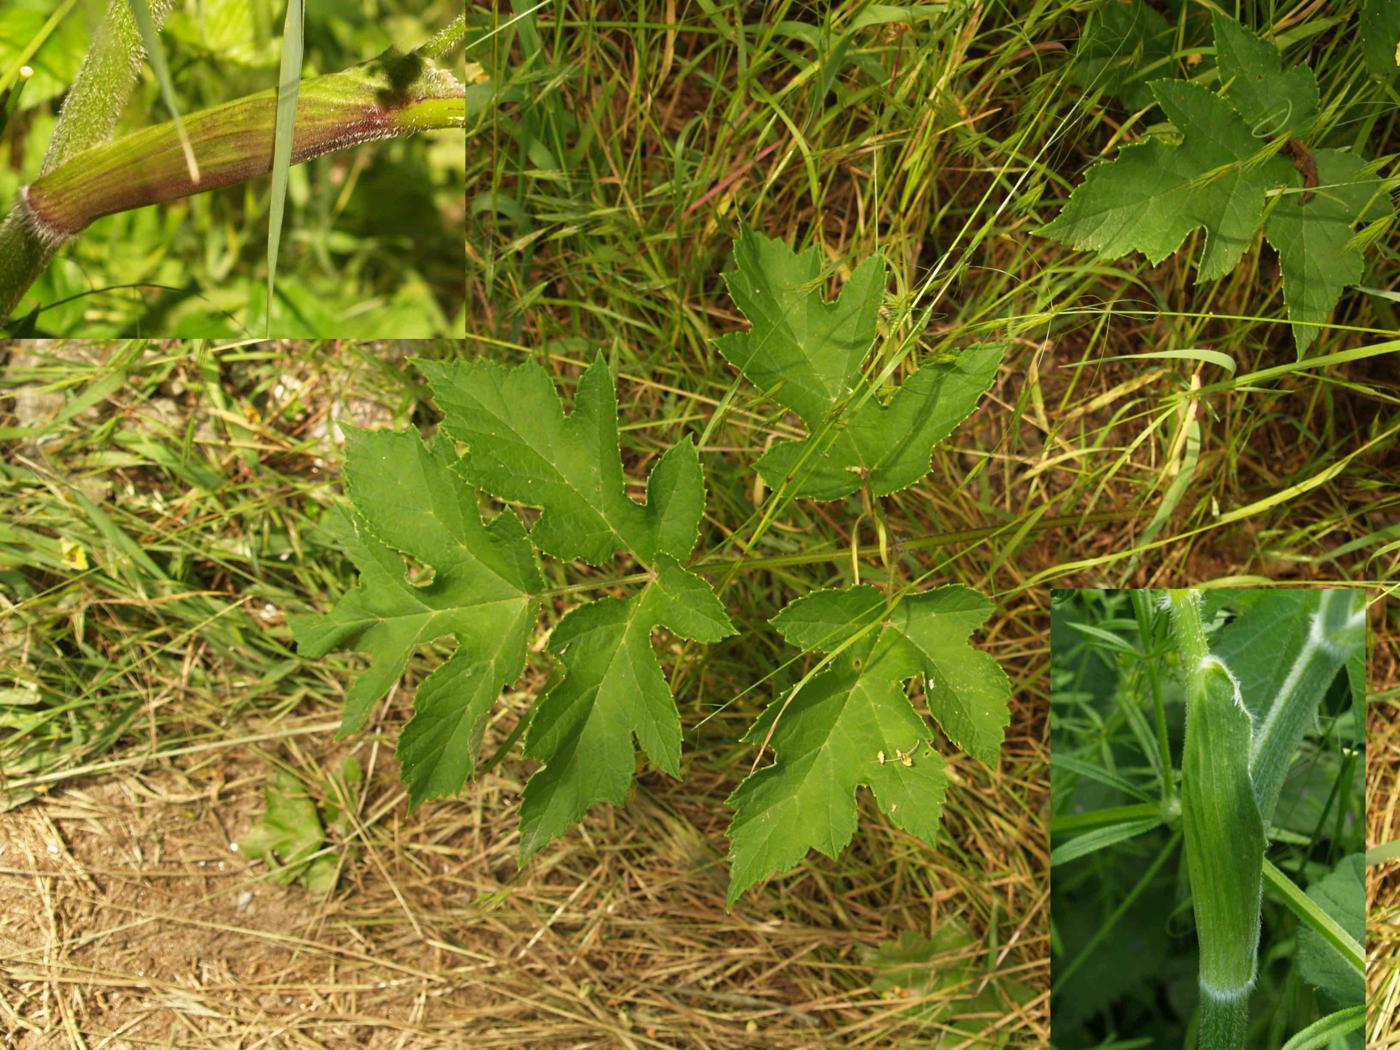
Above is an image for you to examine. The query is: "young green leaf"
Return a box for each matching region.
[1296,854,1365,1007]
[289,426,541,807]
[417,353,704,566]
[415,353,736,858]
[1212,11,1318,137]
[717,226,1004,500]
[726,584,1009,903]
[1039,79,1294,283]
[241,757,362,894]
[1263,150,1386,354]
[240,768,331,887]
[518,556,733,860]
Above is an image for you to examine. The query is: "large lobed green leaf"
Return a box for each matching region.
[1044,12,1389,354]
[290,427,541,807]
[1212,10,1317,137]
[1264,151,1386,355]
[418,353,704,566]
[717,225,1004,501]
[294,354,734,846]
[1039,78,1293,282]
[418,353,735,859]
[726,584,1009,902]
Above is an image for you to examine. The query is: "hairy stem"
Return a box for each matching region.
[43,0,177,175]
[1198,994,1249,1050]
[0,24,465,325]
[1170,589,1262,1050]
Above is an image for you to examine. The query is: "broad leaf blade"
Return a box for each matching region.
[887,585,1012,768]
[717,225,885,428]
[725,655,948,905]
[289,427,541,805]
[720,228,1003,499]
[727,583,1009,903]
[1263,150,1385,355]
[416,353,734,855]
[419,353,704,566]
[1039,79,1295,282]
[519,560,735,861]
[1297,854,1365,1008]
[1212,11,1318,137]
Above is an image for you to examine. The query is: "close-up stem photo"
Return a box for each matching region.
[0,1,466,337]
[1051,588,1367,1048]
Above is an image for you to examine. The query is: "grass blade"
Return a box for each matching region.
[266,0,304,333]
[126,0,199,183]
[1261,859,1364,976]
[0,65,33,139]
[1050,817,1162,867]
[1278,1005,1365,1050]
[1368,839,1400,866]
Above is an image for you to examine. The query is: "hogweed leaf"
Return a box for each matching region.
[1263,150,1386,354]
[718,226,1004,500]
[725,583,1009,903]
[717,225,886,428]
[417,353,704,566]
[518,556,734,860]
[289,426,541,807]
[415,353,735,857]
[1048,12,1393,353]
[1212,11,1318,137]
[1040,79,1295,282]
[1297,854,1365,1007]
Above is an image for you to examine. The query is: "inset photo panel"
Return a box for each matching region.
[1050,588,1365,1048]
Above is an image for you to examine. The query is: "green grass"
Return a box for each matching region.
[1,0,1398,1044]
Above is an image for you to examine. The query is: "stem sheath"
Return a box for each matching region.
[1170,589,1263,1050]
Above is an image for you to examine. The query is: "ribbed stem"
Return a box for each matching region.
[1170,589,1261,1050]
[1199,990,1249,1050]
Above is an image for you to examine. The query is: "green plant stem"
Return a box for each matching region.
[0,32,465,325]
[1199,994,1249,1049]
[1170,588,1263,1050]
[421,13,467,60]
[43,0,176,174]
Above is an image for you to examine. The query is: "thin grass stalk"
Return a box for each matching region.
[1170,589,1263,1050]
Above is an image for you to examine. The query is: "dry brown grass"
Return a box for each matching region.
[0,665,1047,1047]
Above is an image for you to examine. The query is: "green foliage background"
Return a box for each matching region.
[0,0,465,337]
